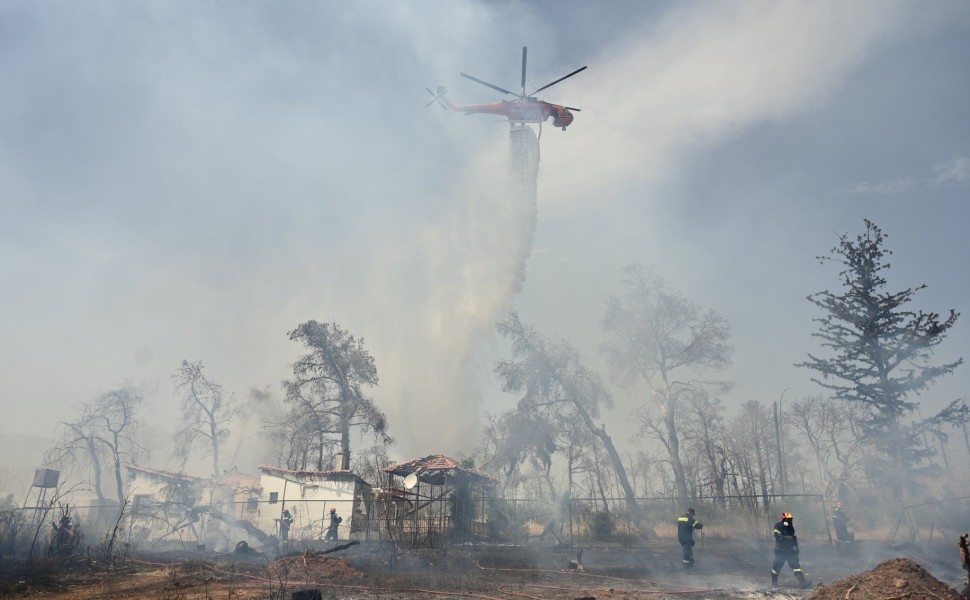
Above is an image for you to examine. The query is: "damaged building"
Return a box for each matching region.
[380,454,498,545]
[125,464,262,550]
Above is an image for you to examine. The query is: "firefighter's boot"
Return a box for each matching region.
[795,571,809,588]
[771,573,778,587]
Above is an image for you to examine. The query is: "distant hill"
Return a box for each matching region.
[0,433,53,503]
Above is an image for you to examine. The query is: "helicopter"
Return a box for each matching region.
[426,46,586,131]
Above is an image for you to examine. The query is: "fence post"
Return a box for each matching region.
[513,498,518,546]
[820,495,833,546]
[568,498,574,549]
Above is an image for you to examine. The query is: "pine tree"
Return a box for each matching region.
[798,220,962,501]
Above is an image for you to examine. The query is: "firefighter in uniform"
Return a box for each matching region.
[325,507,342,541]
[772,512,808,588]
[832,504,853,542]
[676,508,703,567]
[278,508,293,542]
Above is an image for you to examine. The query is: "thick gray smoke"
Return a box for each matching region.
[365,124,542,457]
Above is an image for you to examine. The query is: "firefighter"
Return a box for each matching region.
[832,504,853,542]
[49,512,73,556]
[325,506,342,541]
[772,512,808,588]
[676,508,703,567]
[278,508,293,542]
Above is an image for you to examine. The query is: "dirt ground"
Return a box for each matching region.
[1,535,966,599]
[809,558,961,600]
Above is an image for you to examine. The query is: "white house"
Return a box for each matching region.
[255,465,372,542]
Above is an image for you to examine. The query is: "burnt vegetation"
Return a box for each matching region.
[4,218,968,598]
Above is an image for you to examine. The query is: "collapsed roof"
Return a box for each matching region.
[385,454,497,487]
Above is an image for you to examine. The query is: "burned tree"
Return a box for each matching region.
[281,320,389,471]
[787,395,868,499]
[172,360,236,478]
[602,262,733,502]
[678,390,731,503]
[494,312,643,523]
[482,400,597,531]
[727,401,776,505]
[798,220,963,502]
[47,385,148,506]
[482,409,560,498]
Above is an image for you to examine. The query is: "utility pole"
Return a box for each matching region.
[774,388,790,495]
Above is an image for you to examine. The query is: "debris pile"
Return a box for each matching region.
[809,558,959,600]
[266,553,366,583]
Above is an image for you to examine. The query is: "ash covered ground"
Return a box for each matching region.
[4,535,965,599]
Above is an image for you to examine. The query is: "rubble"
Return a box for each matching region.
[265,552,366,583]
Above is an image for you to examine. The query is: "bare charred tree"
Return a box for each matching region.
[269,407,328,471]
[628,449,662,498]
[679,391,731,503]
[580,441,620,512]
[797,220,963,502]
[733,401,776,507]
[602,262,733,503]
[172,360,236,478]
[282,320,389,471]
[481,398,600,508]
[47,385,148,506]
[482,408,562,498]
[560,419,600,505]
[495,312,644,524]
[787,395,868,499]
[351,442,393,489]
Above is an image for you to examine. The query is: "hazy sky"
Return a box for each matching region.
[2,1,969,471]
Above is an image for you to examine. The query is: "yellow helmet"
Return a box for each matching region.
[781,512,793,520]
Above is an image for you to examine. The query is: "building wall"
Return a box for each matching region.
[257,473,361,541]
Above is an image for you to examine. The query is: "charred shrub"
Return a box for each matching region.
[591,511,613,541]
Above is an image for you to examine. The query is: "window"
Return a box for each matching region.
[269,492,279,504]
[245,498,258,513]
[133,494,152,511]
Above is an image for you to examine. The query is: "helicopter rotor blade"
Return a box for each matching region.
[530,65,587,95]
[521,46,527,96]
[563,106,581,111]
[424,87,438,108]
[460,72,517,97]
[425,87,449,110]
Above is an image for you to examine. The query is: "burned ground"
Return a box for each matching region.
[0,535,965,599]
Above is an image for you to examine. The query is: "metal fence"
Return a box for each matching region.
[565,494,831,549]
[4,493,834,552]
[332,493,832,550]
